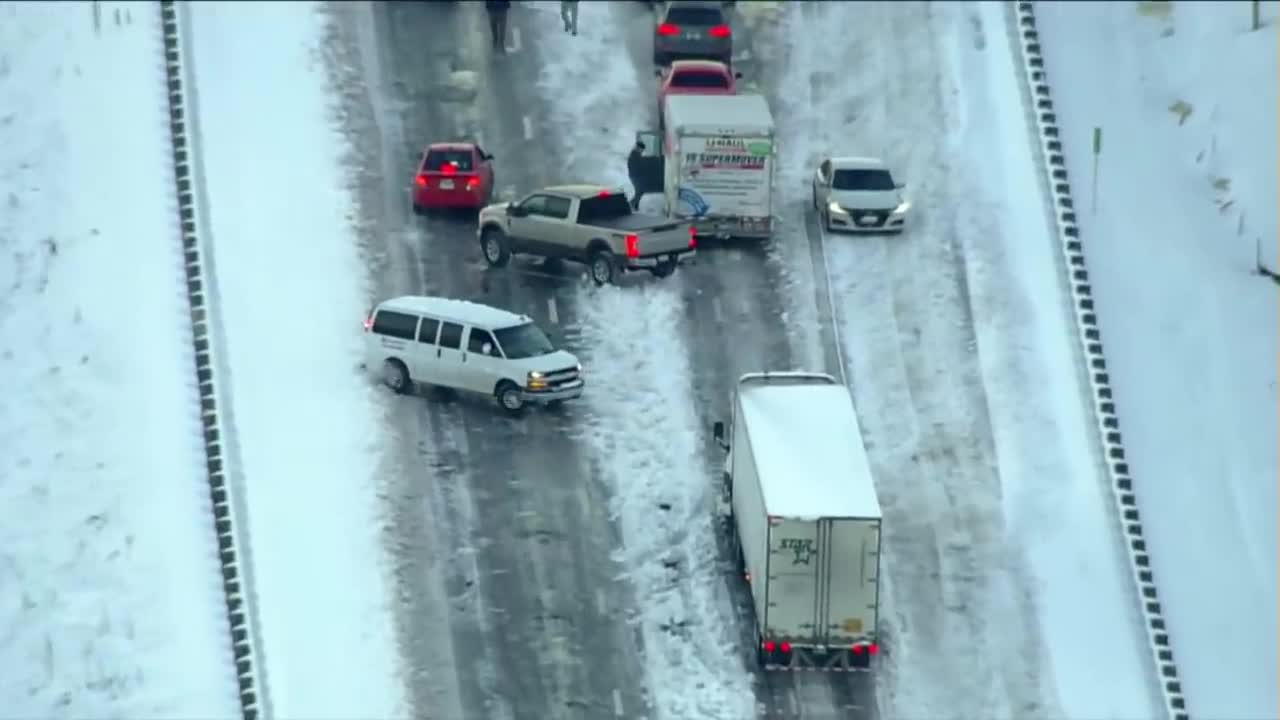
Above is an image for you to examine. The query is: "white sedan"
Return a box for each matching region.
[811,156,911,234]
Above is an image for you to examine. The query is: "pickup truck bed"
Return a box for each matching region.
[477,185,696,286]
[589,214,683,233]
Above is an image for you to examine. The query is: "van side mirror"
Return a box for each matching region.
[734,71,743,79]
[895,182,906,189]
[654,68,663,78]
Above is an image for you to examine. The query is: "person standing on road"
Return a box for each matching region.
[560,0,579,35]
[485,0,511,53]
[628,140,647,211]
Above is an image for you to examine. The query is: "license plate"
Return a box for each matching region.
[439,179,454,190]
[687,31,702,39]
[859,214,878,225]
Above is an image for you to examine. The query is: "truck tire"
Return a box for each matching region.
[649,259,676,278]
[481,227,511,267]
[589,250,616,286]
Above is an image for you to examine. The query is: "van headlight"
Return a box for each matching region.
[527,370,547,390]
[827,201,849,216]
[893,201,911,215]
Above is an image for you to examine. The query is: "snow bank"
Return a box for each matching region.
[0,2,240,715]
[185,2,407,716]
[962,4,1162,717]
[1036,2,1278,716]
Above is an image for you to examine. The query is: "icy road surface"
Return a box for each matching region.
[0,2,240,716]
[774,2,1164,719]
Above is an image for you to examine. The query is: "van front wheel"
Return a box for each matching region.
[496,380,525,415]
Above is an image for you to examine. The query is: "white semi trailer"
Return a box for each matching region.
[712,372,883,671]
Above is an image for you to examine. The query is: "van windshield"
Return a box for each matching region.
[494,322,555,359]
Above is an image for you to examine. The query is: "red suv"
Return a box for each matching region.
[411,142,495,214]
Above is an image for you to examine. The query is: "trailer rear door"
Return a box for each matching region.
[824,518,881,644]
[765,517,821,639]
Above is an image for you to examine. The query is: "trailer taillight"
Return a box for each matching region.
[779,641,792,654]
[762,640,775,653]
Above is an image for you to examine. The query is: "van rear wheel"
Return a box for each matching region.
[383,359,410,394]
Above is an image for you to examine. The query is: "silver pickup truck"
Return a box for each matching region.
[477,184,696,285]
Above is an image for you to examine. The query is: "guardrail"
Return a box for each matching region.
[158,2,264,717]
[1007,4,1189,719]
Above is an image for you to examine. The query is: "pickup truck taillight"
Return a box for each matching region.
[708,25,731,39]
[656,23,679,36]
[688,226,697,249]
[624,234,639,258]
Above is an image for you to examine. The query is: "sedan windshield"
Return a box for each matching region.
[832,168,895,191]
[494,322,555,359]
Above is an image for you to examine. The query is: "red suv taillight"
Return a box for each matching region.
[624,234,639,258]
[708,24,731,38]
[413,174,427,187]
[464,175,480,190]
[657,23,679,36]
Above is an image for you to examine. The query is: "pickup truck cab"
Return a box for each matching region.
[477,185,697,286]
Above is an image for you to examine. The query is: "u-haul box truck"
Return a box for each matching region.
[631,93,776,240]
[712,371,883,671]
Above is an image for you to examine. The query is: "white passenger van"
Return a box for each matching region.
[363,295,583,414]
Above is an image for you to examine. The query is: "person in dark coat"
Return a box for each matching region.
[627,140,647,210]
[560,0,579,35]
[485,0,511,53]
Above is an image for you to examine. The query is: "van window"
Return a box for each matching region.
[543,196,572,220]
[438,321,464,349]
[493,322,554,359]
[577,194,632,224]
[417,317,440,344]
[467,328,498,355]
[371,310,418,340]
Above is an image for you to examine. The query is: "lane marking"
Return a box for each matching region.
[612,688,624,717]
[595,587,608,615]
[547,296,559,324]
[508,27,522,53]
[576,484,591,519]
[712,296,724,323]
[522,115,534,140]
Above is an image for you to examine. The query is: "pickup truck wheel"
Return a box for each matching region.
[589,251,615,286]
[495,380,525,415]
[481,228,511,267]
[383,359,411,394]
[649,259,676,278]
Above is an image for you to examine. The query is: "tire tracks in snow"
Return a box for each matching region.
[785,2,1053,718]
